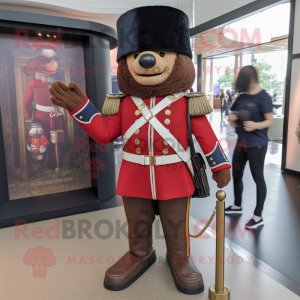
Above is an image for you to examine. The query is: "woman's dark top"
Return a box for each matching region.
[230,89,273,148]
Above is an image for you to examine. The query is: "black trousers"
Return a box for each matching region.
[232,145,268,217]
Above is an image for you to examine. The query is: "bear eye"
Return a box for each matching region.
[35,67,39,70]
[134,54,138,59]
[43,67,47,71]
[160,52,165,57]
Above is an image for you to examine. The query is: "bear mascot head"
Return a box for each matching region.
[116,6,195,99]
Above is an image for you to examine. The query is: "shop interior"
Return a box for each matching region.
[188,1,300,295]
[192,2,290,167]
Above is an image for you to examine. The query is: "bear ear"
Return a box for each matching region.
[185,92,213,116]
[101,93,126,115]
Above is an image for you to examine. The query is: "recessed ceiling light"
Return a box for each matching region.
[54,35,57,38]
[47,34,50,37]
[38,33,42,36]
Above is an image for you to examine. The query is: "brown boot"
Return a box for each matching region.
[158,197,204,294]
[104,197,156,291]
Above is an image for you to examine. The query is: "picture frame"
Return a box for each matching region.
[0,9,118,228]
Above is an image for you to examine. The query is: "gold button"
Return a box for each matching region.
[163,148,169,155]
[213,162,216,165]
[210,158,213,161]
[163,140,168,145]
[79,116,83,119]
[164,118,171,125]
[165,109,171,116]
[134,139,140,145]
[135,129,139,135]
[136,148,141,154]
[135,110,141,116]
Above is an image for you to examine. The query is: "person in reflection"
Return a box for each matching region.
[225,66,273,229]
[219,89,225,118]
[223,89,232,116]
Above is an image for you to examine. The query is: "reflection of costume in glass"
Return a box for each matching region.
[23,43,64,168]
[24,79,64,168]
[27,121,49,160]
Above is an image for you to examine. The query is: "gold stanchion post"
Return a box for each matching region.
[209,190,230,300]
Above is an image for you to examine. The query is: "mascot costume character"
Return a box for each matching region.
[24,42,64,168]
[49,6,231,295]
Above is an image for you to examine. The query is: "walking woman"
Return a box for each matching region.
[225,66,273,229]
[224,89,233,116]
[220,89,225,118]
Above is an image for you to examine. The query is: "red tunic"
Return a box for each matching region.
[69,95,231,200]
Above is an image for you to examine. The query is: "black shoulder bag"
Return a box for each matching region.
[187,107,210,198]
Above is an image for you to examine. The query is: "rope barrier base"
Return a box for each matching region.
[209,284,230,300]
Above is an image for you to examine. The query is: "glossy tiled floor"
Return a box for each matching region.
[1,206,299,300]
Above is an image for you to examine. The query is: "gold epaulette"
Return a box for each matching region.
[185,92,213,116]
[101,93,126,115]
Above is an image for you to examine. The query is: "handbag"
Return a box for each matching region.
[187,106,210,198]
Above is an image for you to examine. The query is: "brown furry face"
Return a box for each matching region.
[127,51,177,86]
[117,53,195,98]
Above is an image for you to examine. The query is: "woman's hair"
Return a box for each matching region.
[234,65,258,93]
[226,89,230,95]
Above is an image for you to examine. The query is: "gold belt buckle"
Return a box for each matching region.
[138,103,147,111]
[143,112,154,121]
[138,103,154,121]
[145,155,156,166]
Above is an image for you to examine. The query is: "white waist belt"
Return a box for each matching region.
[36,104,51,112]
[123,149,190,166]
[123,151,182,166]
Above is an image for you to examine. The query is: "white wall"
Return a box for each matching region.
[285,0,300,172]
[195,0,256,26]
[293,0,300,54]
[286,58,300,172]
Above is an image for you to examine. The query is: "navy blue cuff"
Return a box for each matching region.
[205,142,230,169]
[73,100,101,124]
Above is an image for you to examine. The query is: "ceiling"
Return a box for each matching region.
[0,0,180,28]
[0,0,179,14]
